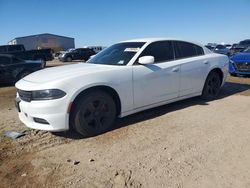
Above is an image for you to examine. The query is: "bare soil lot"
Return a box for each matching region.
[0,62,250,188]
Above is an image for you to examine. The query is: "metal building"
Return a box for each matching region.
[8,33,75,51]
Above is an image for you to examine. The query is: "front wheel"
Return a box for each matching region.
[70,90,117,137]
[201,71,221,100]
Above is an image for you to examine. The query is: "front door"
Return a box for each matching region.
[132,41,180,109]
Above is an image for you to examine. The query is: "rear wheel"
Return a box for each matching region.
[201,71,221,100]
[70,90,116,137]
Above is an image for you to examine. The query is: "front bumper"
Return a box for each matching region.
[229,61,250,75]
[16,96,70,132]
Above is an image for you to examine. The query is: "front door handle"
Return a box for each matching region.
[204,60,209,65]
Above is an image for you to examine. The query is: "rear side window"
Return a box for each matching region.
[174,41,204,59]
[0,56,11,65]
[139,41,174,63]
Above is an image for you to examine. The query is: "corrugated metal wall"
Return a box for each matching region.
[14,34,75,51]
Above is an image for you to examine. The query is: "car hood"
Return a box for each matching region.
[23,63,120,83]
[231,53,250,62]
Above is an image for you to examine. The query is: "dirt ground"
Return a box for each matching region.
[0,61,250,188]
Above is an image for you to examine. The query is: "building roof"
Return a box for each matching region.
[10,33,74,41]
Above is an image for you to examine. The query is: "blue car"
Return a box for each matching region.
[229,47,250,76]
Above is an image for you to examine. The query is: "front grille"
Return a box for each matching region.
[234,62,250,72]
[17,89,32,102]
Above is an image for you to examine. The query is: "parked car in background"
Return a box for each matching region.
[225,44,232,49]
[15,38,228,137]
[54,51,65,59]
[229,47,250,76]
[0,44,54,61]
[205,45,215,51]
[0,54,45,83]
[231,39,250,55]
[59,48,96,62]
[85,46,106,53]
[213,44,230,56]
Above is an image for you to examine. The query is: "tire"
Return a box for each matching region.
[201,71,221,100]
[66,56,72,62]
[70,90,117,137]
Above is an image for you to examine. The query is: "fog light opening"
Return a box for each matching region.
[33,117,49,125]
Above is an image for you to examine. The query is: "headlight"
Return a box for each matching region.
[32,89,66,100]
[61,53,66,57]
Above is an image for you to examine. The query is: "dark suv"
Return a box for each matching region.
[59,48,96,62]
[0,54,45,83]
[0,44,53,61]
[231,39,250,55]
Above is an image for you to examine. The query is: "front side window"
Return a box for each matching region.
[174,41,203,59]
[88,42,145,65]
[138,41,174,63]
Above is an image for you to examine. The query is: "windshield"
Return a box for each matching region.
[243,47,250,53]
[87,42,145,65]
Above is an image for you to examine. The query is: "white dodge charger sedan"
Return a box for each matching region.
[15,38,229,136]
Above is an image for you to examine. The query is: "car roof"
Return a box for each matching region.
[120,38,204,47]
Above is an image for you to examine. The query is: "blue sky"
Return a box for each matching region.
[0,0,249,47]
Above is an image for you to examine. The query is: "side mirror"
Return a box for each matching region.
[138,56,155,65]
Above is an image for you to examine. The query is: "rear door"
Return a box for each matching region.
[173,41,209,96]
[133,41,180,108]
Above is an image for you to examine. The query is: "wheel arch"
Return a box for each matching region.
[69,85,122,118]
[208,67,224,85]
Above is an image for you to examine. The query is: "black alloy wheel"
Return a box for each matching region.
[201,71,221,100]
[71,90,116,137]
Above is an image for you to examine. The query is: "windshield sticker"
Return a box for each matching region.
[124,47,140,52]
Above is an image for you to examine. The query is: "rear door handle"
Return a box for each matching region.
[172,67,180,72]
